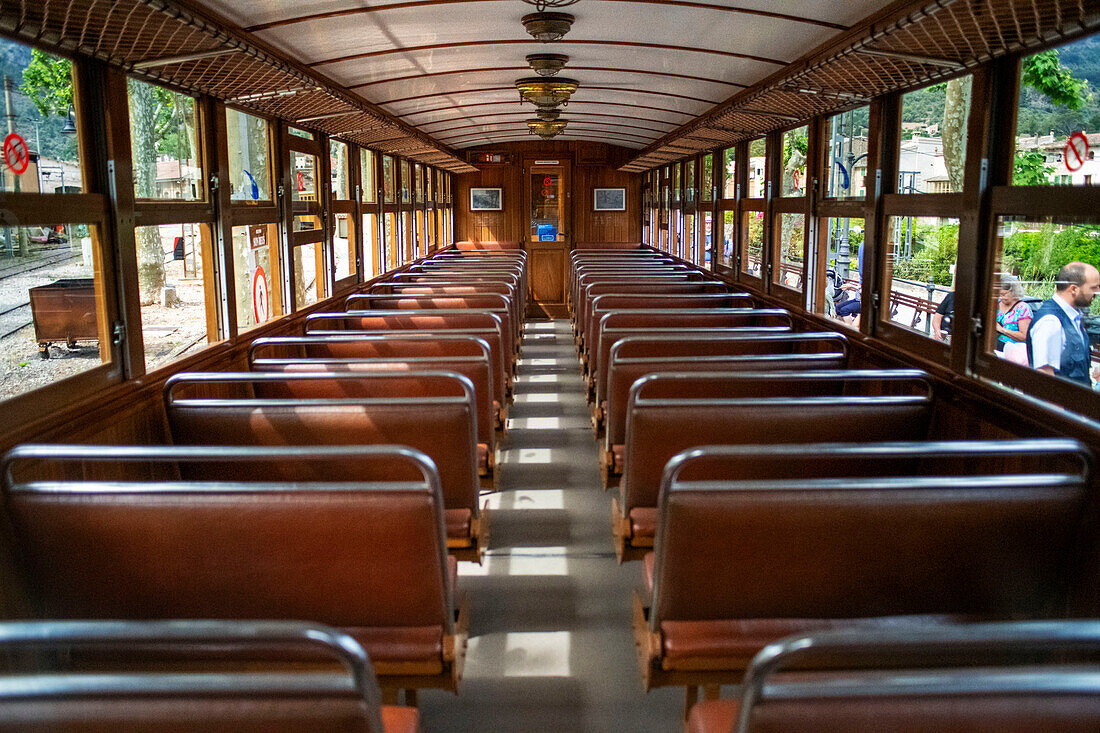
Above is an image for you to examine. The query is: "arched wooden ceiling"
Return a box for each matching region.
[200,0,888,149]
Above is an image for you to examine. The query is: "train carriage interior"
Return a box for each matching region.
[1,0,1100,730]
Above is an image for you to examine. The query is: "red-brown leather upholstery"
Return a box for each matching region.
[575,281,730,336]
[687,696,1100,733]
[164,371,481,550]
[602,333,850,465]
[305,311,510,390]
[581,293,752,353]
[618,370,934,551]
[346,294,517,351]
[5,483,457,683]
[249,334,498,454]
[646,440,1089,682]
[591,310,793,391]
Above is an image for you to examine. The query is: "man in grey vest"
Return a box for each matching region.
[1026,261,1099,387]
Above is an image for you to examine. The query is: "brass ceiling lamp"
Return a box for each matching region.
[522,12,575,42]
[516,77,579,108]
[526,53,569,77]
[521,0,579,11]
[527,117,568,139]
[536,108,561,121]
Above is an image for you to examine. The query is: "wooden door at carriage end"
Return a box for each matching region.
[524,158,570,313]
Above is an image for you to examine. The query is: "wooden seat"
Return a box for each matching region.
[688,621,1100,732]
[163,371,487,561]
[0,619,420,733]
[614,369,934,560]
[1,444,468,698]
[345,294,518,352]
[249,334,499,473]
[580,293,752,351]
[589,309,793,397]
[574,281,730,337]
[636,439,1090,706]
[305,310,512,391]
[600,332,849,483]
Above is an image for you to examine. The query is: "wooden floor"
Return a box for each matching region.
[419,319,684,731]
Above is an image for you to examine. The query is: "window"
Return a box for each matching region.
[361,149,376,203]
[288,127,313,140]
[134,223,219,371]
[722,147,737,199]
[382,155,396,204]
[1,41,84,195]
[899,77,972,194]
[825,106,870,198]
[743,210,765,278]
[333,213,356,281]
[363,211,380,277]
[230,224,281,332]
[0,225,113,401]
[1012,37,1096,187]
[400,160,411,204]
[747,138,766,197]
[291,151,318,203]
[883,216,959,338]
[780,126,808,197]
[128,79,202,200]
[773,213,806,289]
[293,242,324,309]
[329,140,350,200]
[701,154,714,202]
[818,217,865,328]
[685,159,696,206]
[226,108,271,202]
[986,218,1098,388]
[740,138,767,279]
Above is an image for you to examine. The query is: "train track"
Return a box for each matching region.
[0,302,31,340]
[0,250,81,280]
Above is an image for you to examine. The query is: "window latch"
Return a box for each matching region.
[111,322,126,347]
[971,316,983,338]
[277,184,285,199]
[209,174,218,193]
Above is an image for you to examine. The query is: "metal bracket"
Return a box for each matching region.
[111,322,126,347]
[276,183,285,198]
[209,174,219,192]
[971,316,983,338]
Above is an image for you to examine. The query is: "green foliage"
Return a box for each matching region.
[1013,150,1053,186]
[19,49,72,117]
[892,222,959,286]
[782,128,808,168]
[1022,50,1088,110]
[1001,223,1100,314]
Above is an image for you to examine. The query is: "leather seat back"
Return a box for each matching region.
[164,372,479,517]
[653,440,1089,624]
[621,370,935,516]
[604,334,850,448]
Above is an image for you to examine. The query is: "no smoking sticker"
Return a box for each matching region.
[252,266,269,323]
[1064,131,1089,173]
[3,133,29,176]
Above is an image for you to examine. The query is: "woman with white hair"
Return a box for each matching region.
[995,273,1033,362]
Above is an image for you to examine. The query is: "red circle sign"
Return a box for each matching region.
[252,266,269,323]
[3,133,29,176]
[1065,131,1089,173]
[296,171,305,191]
[543,176,552,186]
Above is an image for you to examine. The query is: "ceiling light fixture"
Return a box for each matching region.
[521,0,579,11]
[516,76,579,107]
[526,53,569,76]
[528,117,568,139]
[536,108,561,121]
[522,12,575,42]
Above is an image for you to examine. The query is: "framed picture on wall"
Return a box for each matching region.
[470,187,503,211]
[594,188,626,211]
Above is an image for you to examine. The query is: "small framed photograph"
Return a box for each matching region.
[594,187,626,211]
[470,187,503,211]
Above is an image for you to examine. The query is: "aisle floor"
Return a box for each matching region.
[419,319,683,732]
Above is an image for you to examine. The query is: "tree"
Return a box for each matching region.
[19,49,71,116]
[129,79,166,304]
[1013,149,1053,185]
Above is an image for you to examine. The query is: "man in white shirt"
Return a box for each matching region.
[1026,262,1099,387]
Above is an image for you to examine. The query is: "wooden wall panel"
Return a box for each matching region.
[455,141,641,248]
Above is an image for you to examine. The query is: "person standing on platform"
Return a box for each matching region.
[1026,262,1099,387]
